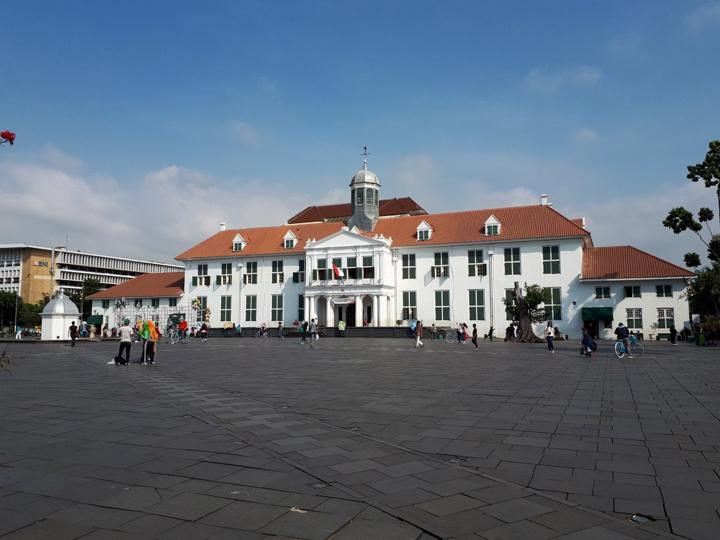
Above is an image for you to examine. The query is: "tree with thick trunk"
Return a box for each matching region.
[504,282,550,343]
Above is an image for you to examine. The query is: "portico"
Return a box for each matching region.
[304,289,394,327]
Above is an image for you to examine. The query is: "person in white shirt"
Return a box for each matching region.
[545,322,555,355]
[114,319,133,365]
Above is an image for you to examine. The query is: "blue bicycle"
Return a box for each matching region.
[614,334,644,358]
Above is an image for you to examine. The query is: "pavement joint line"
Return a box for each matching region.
[76,347,679,539]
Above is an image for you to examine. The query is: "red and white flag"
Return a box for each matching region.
[332,263,344,279]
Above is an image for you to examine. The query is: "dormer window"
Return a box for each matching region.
[283,230,297,249]
[484,216,501,236]
[416,220,432,241]
[232,233,246,251]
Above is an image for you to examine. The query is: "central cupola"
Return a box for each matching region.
[348,146,381,231]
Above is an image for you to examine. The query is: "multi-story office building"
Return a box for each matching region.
[90,158,695,339]
[0,244,183,304]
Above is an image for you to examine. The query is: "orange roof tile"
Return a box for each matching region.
[287,197,426,223]
[581,246,694,280]
[571,218,585,228]
[88,272,185,299]
[176,204,589,260]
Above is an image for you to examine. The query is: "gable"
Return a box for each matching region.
[306,229,389,250]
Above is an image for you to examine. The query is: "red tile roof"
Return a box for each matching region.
[88,272,185,299]
[581,246,694,280]
[571,218,585,228]
[287,197,426,223]
[176,204,589,260]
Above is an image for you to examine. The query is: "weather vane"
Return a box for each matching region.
[361,145,370,169]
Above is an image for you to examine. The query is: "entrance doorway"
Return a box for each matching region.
[584,320,599,339]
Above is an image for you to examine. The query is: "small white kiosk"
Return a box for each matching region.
[41,293,80,341]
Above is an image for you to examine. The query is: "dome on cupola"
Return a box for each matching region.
[350,167,380,186]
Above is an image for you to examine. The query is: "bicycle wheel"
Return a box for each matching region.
[170,332,179,345]
[630,342,644,357]
[445,330,455,343]
[614,341,625,358]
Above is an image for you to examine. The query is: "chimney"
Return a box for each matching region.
[219,222,226,231]
[540,194,549,206]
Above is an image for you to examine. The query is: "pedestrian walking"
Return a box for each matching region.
[14,325,22,340]
[545,322,555,354]
[277,321,284,339]
[69,321,78,347]
[309,318,318,347]
[146,320,159,365]
[114,319,132,365]
[415,320,424,348]
[670,325,678,345]
[488,326,494,341]
[300,320,308,344]
[200,322,208,342]
[472,323,478,350]
[581,328,597,358]
[338,319,346,337]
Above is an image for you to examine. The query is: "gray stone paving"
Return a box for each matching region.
[0,338,717,538]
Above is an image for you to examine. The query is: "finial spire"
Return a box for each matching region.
[361,145,370,170]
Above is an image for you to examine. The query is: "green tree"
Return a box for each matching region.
[686,265,720,317]
[0,291,21,329]
[663,207,719,262]
[69,278,103,320]
[503,282,550,342]
[687,140,720,226]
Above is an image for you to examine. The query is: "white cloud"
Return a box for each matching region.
[229,120,259,146]
[0,159,306,262]
[686,2,720,32]
[573,128,599,142]
[38,146,84,173]
[525,65,602,93]
[563,182,712,266]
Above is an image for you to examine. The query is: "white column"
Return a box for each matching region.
[308,296,315,322]
[355,295,363,327]
[327,298,335,327]
[372,295,379,327]
[303,295,310,322]
[378,295,386,326]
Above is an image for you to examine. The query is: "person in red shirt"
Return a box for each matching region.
[178,318,188,343]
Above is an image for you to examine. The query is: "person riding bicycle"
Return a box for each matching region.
[614,322,633,358]
[178,318,188,343]
[257,323,268,337]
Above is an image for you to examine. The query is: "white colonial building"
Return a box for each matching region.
[92,157,694,340]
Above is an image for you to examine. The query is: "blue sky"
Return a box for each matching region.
[1,1,718,263]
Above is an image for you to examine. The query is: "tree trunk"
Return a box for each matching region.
[514,282,543,343]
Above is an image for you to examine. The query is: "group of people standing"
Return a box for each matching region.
[108,319,161,365]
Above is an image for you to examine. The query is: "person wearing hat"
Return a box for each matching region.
[115,319,133,365]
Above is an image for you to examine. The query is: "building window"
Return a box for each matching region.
[435,290,450,320]
[504,248,521,275]
[402,254,416,279]
[505,289,515,320]
[102,300,110,309]
[402,291,417,320]
[284,238,295,249]
[134,299,143,308]
[195,264,210,286]
[293,259,306,283]
[626,308,642,329]
[245,295,257,321]
[195,296,207,323]
[656,285,672,297]
[244,262,258,284]
[272,260,284,283]
[233,241,244,251]
[169,298,177,307]
[271,294,283,321]
[198,264,208,275]
[220,296,232,322]
[356,188,364,204]
[217,263,232,285]
[417,229,429,241]
[595,287,610,299]
[468,250,486,276]
[485,224,499,235]
[469,289,485,321]
[657,308,674,329]
[298,294,304,321]
[345,257,358,279]
[542,245,560,274]
[313,259,327,281]
[432,252,449,278]
[361,256,374,279]
[151,298,160,308]
[624,285,640,298]
[543,287,562,321]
